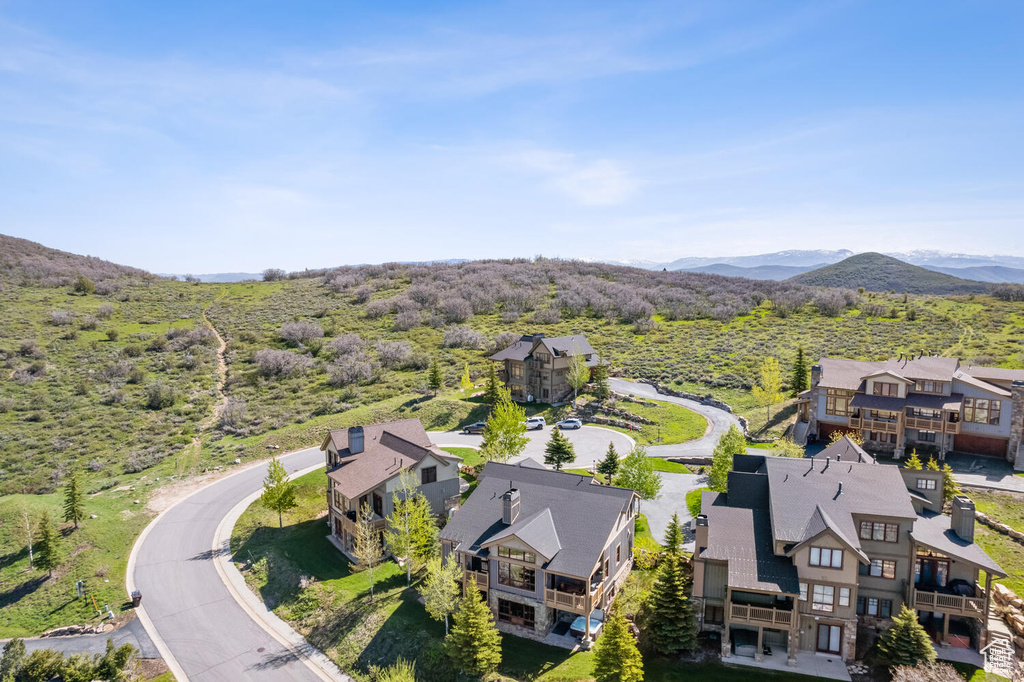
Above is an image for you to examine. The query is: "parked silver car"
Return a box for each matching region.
[556,418,582,430]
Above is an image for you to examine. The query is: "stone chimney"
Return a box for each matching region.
[810,364,822,388]
[501,488,521,525]
[951,495,976,543]
[1009,380,1024,470]
[348,426,365,454]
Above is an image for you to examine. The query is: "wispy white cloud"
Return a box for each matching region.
[499,148,639,206]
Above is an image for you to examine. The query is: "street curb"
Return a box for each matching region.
[212,463,352,682]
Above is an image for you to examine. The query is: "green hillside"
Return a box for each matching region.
[789,252,990,294]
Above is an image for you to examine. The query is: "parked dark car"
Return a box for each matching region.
[462,421,486,434]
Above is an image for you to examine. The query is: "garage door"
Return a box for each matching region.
[818,423,857,442]
[953,434,1009,458]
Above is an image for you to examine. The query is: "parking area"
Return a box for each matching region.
[428,425,634,469]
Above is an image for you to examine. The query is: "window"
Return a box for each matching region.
[826,391,852,417]
[859,522,898,543]
[861,559,896,579]
[881,599,892,617]
[917,478,937,490]
[704,604,724,625]
[809,547,843,569]
[498,562,536,591]
[498,599,535,628]
[873,382,899,397]
[511,364,524,379]
[421,466,437,485]
[839,588,851,607]
[914,381,945,394]
[917,431,937,443]
[964,398,1001,425]
[812,585,835,612]
[800,583,808,601]
[497,547,536,563]
[616,544,621,563]
[910,407,941,419]
[869,431,898,444]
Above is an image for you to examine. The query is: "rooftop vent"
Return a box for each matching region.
[348,426,364,454]
[501,487,521,525]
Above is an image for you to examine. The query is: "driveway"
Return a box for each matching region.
[132,446,340,682]
[4,618,159,658]
[609,378,742,458]
[640,472,705,552]
[429,425,634,469]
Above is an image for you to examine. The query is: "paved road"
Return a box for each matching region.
[3,618,159,658]
[609,379,741,458]
[429,425,634,469]
[641,472,705,552]
[132,446,329,682]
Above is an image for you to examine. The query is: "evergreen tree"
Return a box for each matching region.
[481,388,528,463]
[663,513,684,556]
[709,425,746,492]
[903,449,923,470]
[941,463,959,506]
[593,362,611,400]
[353,503,384,602]
[543,429,576,470]
[752,356,784,423]
[62,468,86,530]
[614,445,662,500]
[483,363,504,405]
[35,511,60,578]
[0,638,26,681]
[790,346,809,397]
[374,658,416,682]
[95,638,136,682]
[878,605,936,668]
[260,456,296,528]
[592,609,644,682]
[645,549,698,655]
[596,442,619,484]
[460,363,473,391]
[428,358,443,396]
[420,556,462,635]
[446,581,502,677]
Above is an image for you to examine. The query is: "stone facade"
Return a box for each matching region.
[489,587,553,642]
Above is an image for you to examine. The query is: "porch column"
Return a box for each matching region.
[787,626,798,667]
[983,573,993,647]
[942,613,950,646]
[722,587,732,657]
[755,626,764,662]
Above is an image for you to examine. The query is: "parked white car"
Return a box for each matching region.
[525,416,546,430]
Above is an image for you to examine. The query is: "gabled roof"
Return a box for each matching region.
[816,356,962,390]
[484,508,562,561]
[961,365,1024,384]
[911,512,1005,577]
[953,370,1012,398]
[861,370,912,384]
[815,437,875,463]
[786,505,869,564]
[488,333,598,364]
[440,461,636,579]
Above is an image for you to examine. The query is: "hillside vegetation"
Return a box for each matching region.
[790,252,991,294]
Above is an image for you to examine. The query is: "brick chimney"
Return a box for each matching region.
[501,487,521,525]
[951,495,976,543]
[348,426,364,454]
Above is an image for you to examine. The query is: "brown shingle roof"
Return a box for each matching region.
[817,356,963,390]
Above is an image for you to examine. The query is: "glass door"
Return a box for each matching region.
[817,624,842,654]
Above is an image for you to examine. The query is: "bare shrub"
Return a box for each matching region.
[532,307,561,325]
[96,304,115,319]
[19,340,43,359]
[325,333,365,358]
[254,348,312,376]
[890,663,963,682]
[812,290,848,317]
[219,397,248,429]
[263,268,287,281]
[280,320,324,346]
[328,356,377,386]
[87,459,105,472]
[374,340,413,368]
[493,331,520,352]
[393,310,421,331]
[364,298,392,319]
[442,325,486,349]
[80,316,99,331]
[144,381,176,409]
[993,283,1024,302]
[353,285,374,304]
[438,297,472,324]
[50,309,75,326]
[124,448,167,474]
[0,397,14,413]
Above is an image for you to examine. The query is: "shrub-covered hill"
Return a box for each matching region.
[0,233,153,288]
[789,252,991,295]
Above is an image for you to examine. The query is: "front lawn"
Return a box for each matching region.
[686,487,710,517]
[969,490,1024,530]
[439,446,484,469]
[581,395,707,446]
[635,513,662,551]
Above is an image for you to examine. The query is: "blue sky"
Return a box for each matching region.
[2,1,1023,272]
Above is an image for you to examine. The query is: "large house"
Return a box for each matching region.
[796,355,1024,468]
[692,445,1006,669]
[489,333,601,403]
[440,460,639,641]
[321,419,462,555]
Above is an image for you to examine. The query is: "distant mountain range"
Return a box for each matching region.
[788,253,991,294]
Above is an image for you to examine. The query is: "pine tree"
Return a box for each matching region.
[596,442,619,484]
[926,456,940,471]
[62,468,85,530]
[420,556,462,635]
[878,605,936,668]
[593,362,611,400]
[483,363,504,405]
[35,511,60,578]
[592,609,644,682]
[904,449,923,470]
[709,425,746,492]
[260,456,296,528]
[0,638,26,681]
[663,513,684,556]
[544,429,576,470]
[645,549,698,656]
[790,346,809,397]
[940,463,959,506]
[460,363,473,392]
[446,581,502,677]
[428,358,443,396]
[353,503,384,602]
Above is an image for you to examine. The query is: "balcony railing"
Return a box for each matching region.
[848,416,900,433]
[905,416,961,434]
[544,580,604,615]
[463,569,488,590]
[910,587,986,618]
[729,603,793,627]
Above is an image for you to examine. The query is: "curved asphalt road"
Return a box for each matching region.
[429,425,634,468]
[132,446,328,682]
[609,378,741,458]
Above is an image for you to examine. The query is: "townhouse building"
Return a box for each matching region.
[489,333,601,403]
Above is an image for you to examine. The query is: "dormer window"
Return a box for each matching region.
[872,382,899,397]
[809,546,843,569]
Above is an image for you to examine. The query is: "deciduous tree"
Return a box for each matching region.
[446,581,501,677]
[481,388,528,463]
[751,356,784,423]
[385,471,439,587]
[597,442,619,484]
[460,363,473,391]
[62,468,85,530]
[567,346,591,407]
[709,425,746,492]
[543,429,576,470]
[260,456,296,528]
[420,556,462,635]
[592,609,644,682]
[614,445,662,500]
[353,503,384,602]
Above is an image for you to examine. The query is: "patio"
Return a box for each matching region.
[724,650,852,681]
